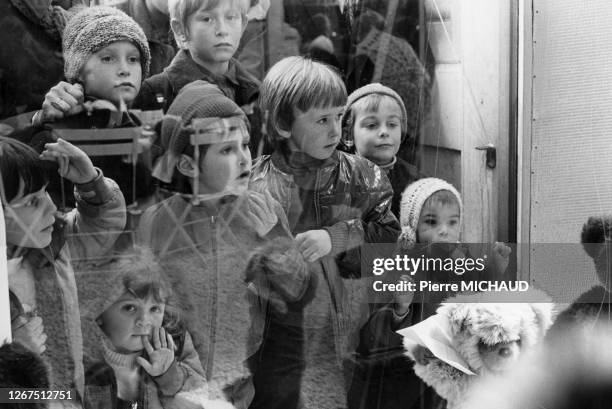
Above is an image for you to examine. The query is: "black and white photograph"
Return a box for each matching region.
[0,0,611,408]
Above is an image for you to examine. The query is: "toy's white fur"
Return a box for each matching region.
[404,290,553,409]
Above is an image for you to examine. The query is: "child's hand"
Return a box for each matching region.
[39,82,85,123]
[136,327,176,377]
[295,230,332,262]
[11,315,47,355]
[40,138,98,184]
[394,274,414,316]
[493,242,512,273]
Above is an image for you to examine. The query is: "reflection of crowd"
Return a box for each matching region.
[0,2,609,409]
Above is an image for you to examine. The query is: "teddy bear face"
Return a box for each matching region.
[478,339,521,374]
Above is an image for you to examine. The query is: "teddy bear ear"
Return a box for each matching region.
[529,300,555,338]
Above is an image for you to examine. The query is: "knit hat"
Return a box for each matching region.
[153,80,248,183]
[62,6,151,82]
[398,177,463,250]
[341,83,408,148]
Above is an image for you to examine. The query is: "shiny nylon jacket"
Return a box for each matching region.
[250,150,401,358]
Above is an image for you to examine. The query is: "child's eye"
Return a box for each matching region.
[150,305,162,314]
[200,15,214,23]
[388,122,399,128]
[122,304,137,313]
[100,55,113,63]
[128,56,140,64]
[365,122,378,130]
[424,218,437,226]
[226,12,241,21]
[317,117,328,124]
[449,219,459,226]
[26,197,39,207]
[221,146,233,155]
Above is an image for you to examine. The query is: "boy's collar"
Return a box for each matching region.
[166,50,240,90]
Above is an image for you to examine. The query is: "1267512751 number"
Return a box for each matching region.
[1,389,73,402]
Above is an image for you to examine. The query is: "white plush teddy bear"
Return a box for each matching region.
[402,290,554,409]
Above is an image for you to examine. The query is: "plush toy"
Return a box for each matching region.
[402,290,554,409]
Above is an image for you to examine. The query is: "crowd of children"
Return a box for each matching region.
[0,2,606,409]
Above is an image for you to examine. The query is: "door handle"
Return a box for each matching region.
[475,144,496,169]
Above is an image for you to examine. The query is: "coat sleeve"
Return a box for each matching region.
[153,331,207,397]
[64,169,127,262]
[324,161,400,276]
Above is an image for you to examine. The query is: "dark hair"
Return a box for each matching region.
[113,247,181,332]
[0,137,48,204]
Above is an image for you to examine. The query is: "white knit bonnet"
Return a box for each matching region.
[398,177,462,250]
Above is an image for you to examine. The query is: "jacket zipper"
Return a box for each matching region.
[206,215,218,382]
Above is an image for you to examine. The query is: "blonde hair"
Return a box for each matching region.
[169,0,249,46]
[259,56,347,148]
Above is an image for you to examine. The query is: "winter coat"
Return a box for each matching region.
[11,109,155,208]
[8,173,126,397]
[134,49,266,156]
[248,149,400,407]
[112,0,176,77]
[83,332,208,409]
[137,191,297,408]
[0,1,83,119]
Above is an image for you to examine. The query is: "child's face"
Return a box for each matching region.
[79,41,142,107]
[99,293,165,354]
[417,201,461,244]
[287,105,344,160]
[197,131,252,195]
[352,98,402,166]
[184,1,244,67]
[4,180,56,249]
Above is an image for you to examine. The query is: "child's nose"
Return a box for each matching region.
[43,193,57,214]
[329,117,341,138]
[117,59,131,76]
[216,18,229,36]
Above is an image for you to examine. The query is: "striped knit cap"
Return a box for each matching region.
[62,6,151,82]
[399,177,462,250]
[341,82,408,148]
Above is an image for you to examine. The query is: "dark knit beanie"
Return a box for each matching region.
[160,81,247,156]
[341,83,408,147]
[62,6,151,82]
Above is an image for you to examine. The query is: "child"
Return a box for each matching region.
[15,6,154,208]
[348,177,464,409]
[249,56,400,409]
[78,246,225,409]
[1,136,126,398]
[136,0,265,154]
[341,83,422,217]
[137,81,312,409]
[349,177,510,409]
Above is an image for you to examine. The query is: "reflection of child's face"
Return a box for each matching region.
[352,98,402,166]
[287,105,344,160]
[4,180,56,249]
[99,293,165,354]
[417,200,461,244]
[79,41,142,107]
[184,1,244,67]
[196,130,252,195]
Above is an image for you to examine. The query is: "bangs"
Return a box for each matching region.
[352,94,400,115]
[423,189,461,211]
[0,137,48,203]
